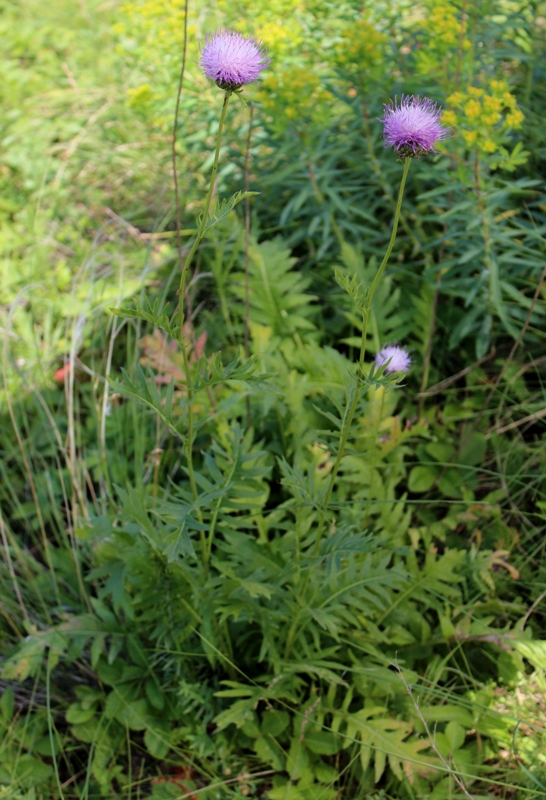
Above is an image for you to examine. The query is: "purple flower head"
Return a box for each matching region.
[375,344,412,374]
[380,95,450,157]
[200,30,270,92]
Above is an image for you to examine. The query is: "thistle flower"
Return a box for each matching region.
[380,96,450,157]
[200,30,270,92]
[375,344,412,374]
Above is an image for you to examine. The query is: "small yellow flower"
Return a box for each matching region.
[127,83,155,108]
[448,92,464,106]
[502,92,516,108]
[442,110,457,126]
[483,96,502,113]
[481,139,497,153]
[464,99,481,119]
[506,109,524,128]
[483,112,501,126]
[334,18,386,69]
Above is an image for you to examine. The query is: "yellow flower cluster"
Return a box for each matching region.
[114,1,198,63]
[113,0,199,122]
[216,0,301,26]
[421,0,463,48]
[126,82,155,109]
[412,0,470,81]
[256,68,331,128]
[333,17,387,75]
[216,0,304,55]
[445,81,524,156]
[255,20,304,58]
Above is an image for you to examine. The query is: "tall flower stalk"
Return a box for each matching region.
[284,96,449,657]
[178,90,231,340]
[175,30,269,573]
[283,158,412,657]
[311,156,411,559]
[178,31,269,335]
[175,91,231,569]
[316,96,449,550]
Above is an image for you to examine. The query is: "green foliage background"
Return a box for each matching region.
[1,0,546,798]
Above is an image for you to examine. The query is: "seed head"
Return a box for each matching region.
[375,344,412,374]
[200,30,270,92]
[380,95,450,157]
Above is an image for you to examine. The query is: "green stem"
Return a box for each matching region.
[283,158,411,659]
[359,157,411,371]
[178,89,231,340]
[364,386,386,524]
[319,157,411,548]
[180,344,206,564]
[207,455,238,563]
[178,90,231,575]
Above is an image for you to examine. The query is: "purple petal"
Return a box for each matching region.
[200,30,270,90]
[380,95,450,156]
